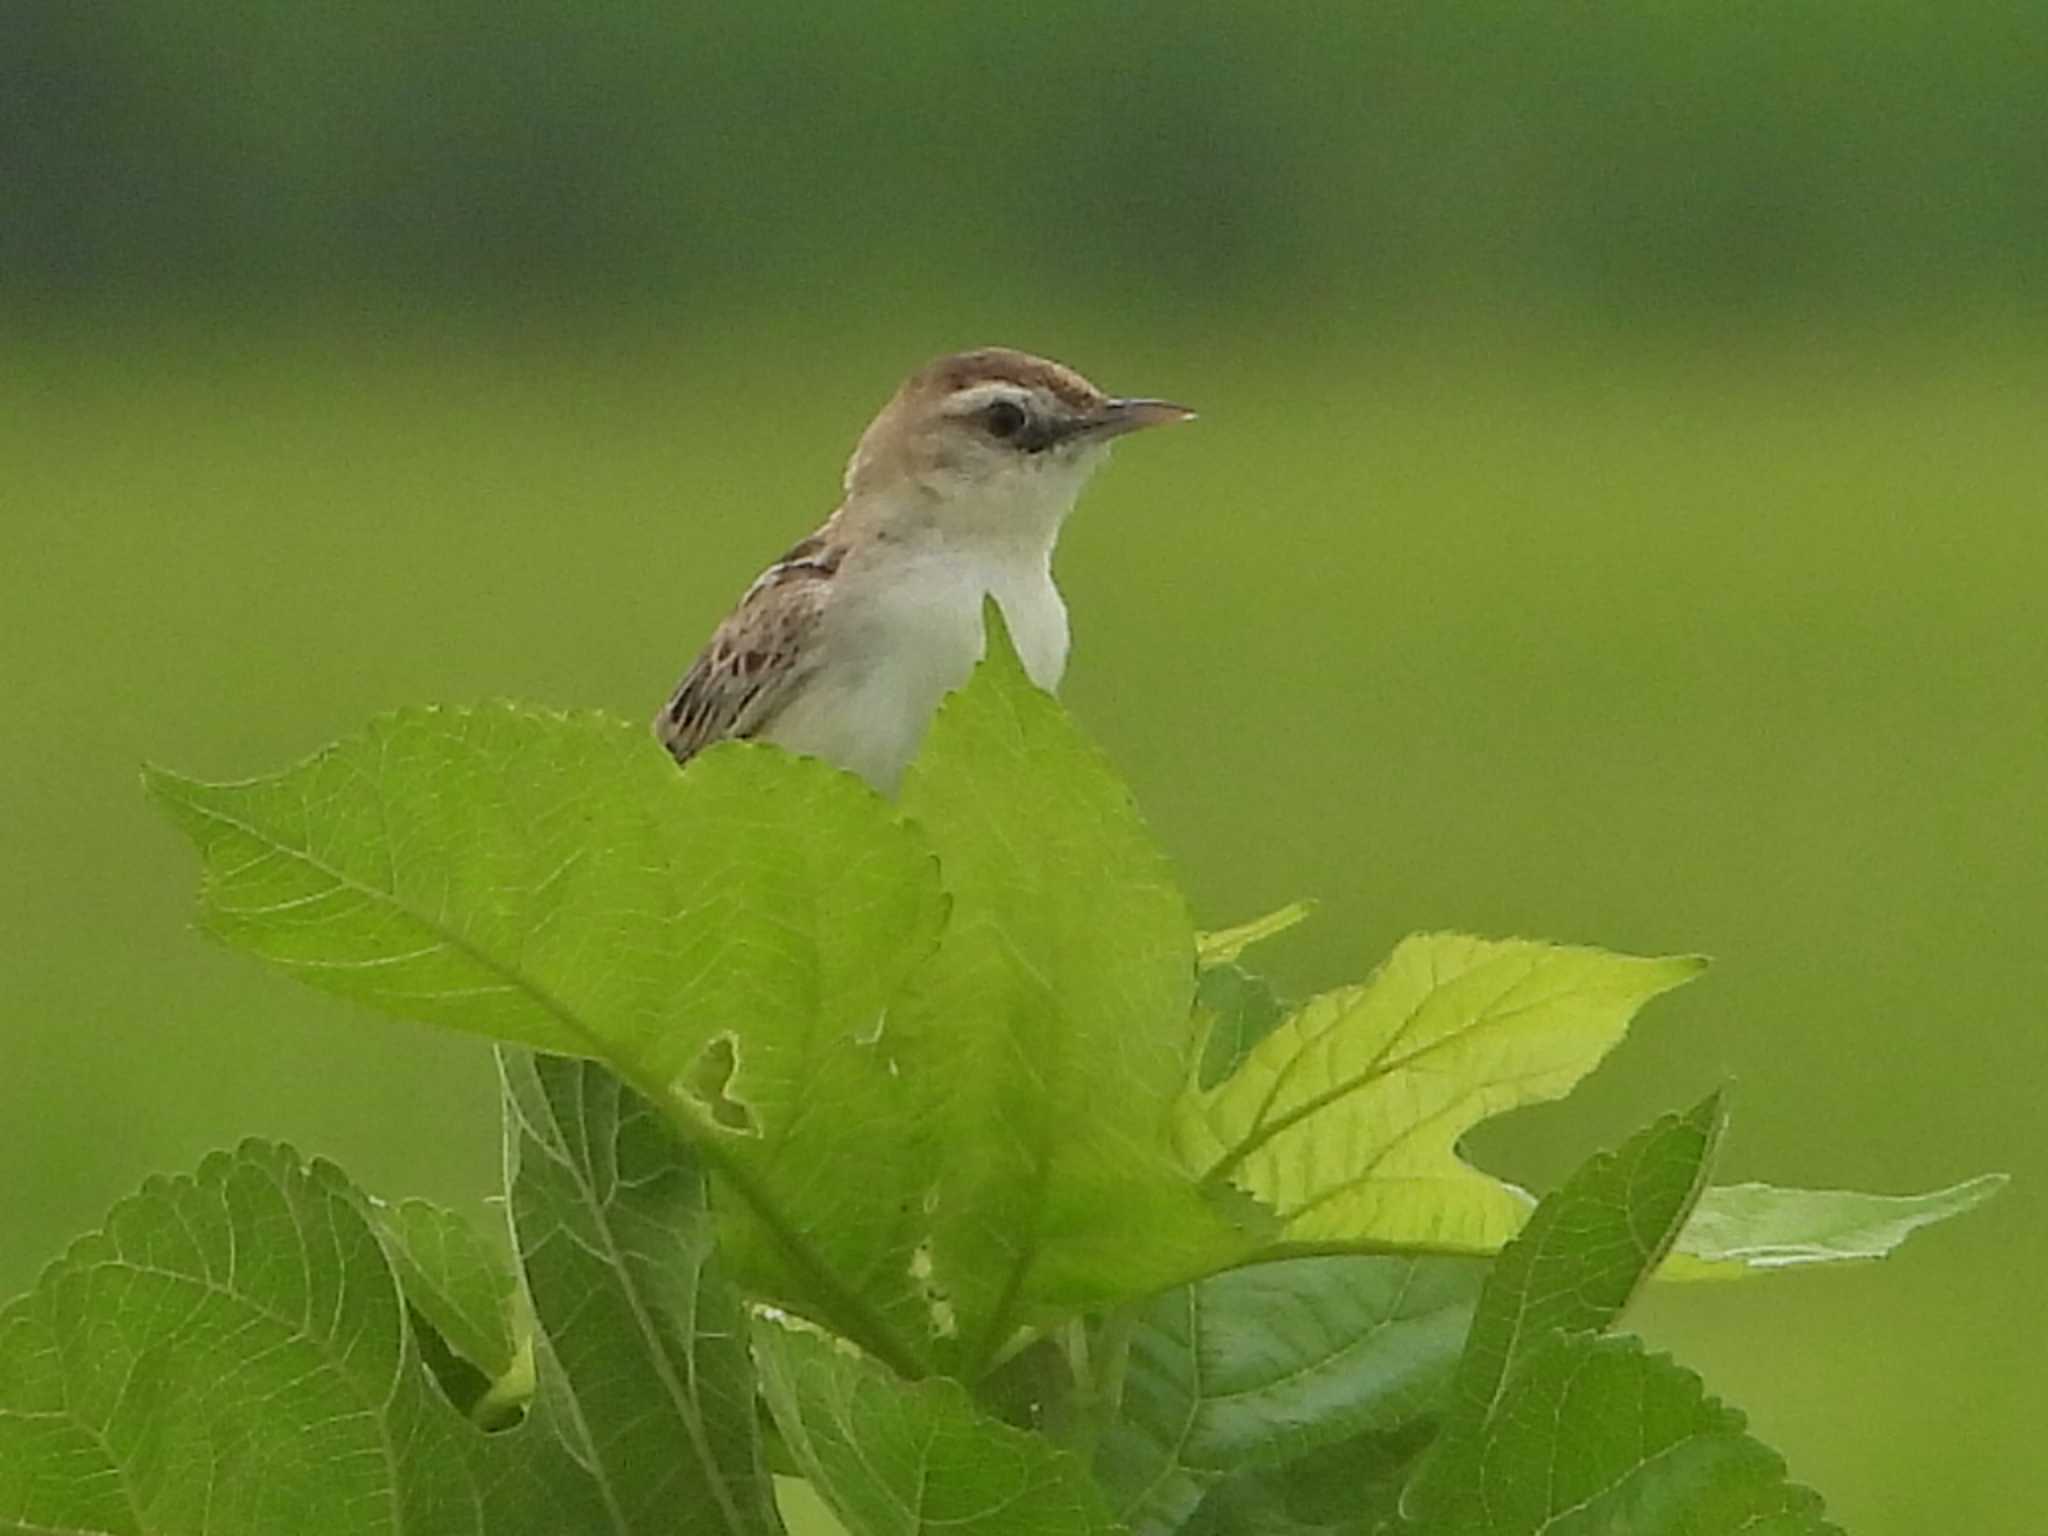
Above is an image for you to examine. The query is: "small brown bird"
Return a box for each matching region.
[655,348,1192,792]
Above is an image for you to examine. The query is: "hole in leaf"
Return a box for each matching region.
[909,1238,958,1340]
[673,1034,759,1135]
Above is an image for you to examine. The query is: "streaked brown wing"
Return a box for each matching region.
[653,538,842,766]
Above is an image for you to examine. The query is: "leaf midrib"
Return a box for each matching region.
[165,780,613,1063]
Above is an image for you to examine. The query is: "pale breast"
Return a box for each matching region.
[761,549,1068,794]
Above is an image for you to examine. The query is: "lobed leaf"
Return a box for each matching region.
[752,1312,1119,1536]
[1177,933,1705,1253]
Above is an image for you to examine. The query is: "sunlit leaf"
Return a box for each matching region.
[891,605,1256,1371]
[148,706,950,1367]
[1177,933,1704,1252]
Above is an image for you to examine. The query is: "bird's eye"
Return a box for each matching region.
[983,400,1027,440]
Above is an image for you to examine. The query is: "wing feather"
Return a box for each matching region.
[653,535,844,766]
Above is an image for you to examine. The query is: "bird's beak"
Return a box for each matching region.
[1084,397,1197,440]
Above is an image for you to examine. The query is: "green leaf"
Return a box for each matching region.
[1196,901,1317,968]
[1098,1256,1483,1535]
[372,1197,520,1384]
[752,1312,1119,1536]
[1408,1333,1838,1535]
[1669,1173,2008,1273]
[892,605,1256,1370]
[1194,963,1288,1092]
[0,1141,611,1536]
[1403,1096,1843,1534]
[1177,933,1705,1252]
[148,705,950,1368]
[1182,1422,1437,1535]
[501,1051,781,1536]
[1440,1093,1723,1436]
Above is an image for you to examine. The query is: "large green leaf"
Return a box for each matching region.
[501,1051,781,1536]
[890,606,1256,1371]
[752,1313,1118,1536]
[1177,934,1705,1252]
[144,709,943,1128]
[0,1142,612,1536]
[1097,1255,1483,1535]
[148,622,1267,1371]
[147,705,950,1367]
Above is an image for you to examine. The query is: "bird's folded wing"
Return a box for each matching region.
[654,536,843,766]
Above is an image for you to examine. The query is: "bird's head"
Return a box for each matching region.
[841,347,1193,540]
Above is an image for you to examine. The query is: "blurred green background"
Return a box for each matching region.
[4,3,2042,1530]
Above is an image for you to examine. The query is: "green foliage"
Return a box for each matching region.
[2,612,2004,1533]
[1405,1097,1837,1535]
[755,1314,1119,1536]
[498,1051,780,1534]
[1094,1255,1485,1533]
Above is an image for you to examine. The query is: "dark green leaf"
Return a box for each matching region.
[500,1052,781,1535]
[1403,1094,1846,1534]
[1182,1421,1437,1535]
[1194,963,1288,1092]
[752,1313,1118,1536]
[1446,1093,1724,1429]
[1097,1256,1482,1534]
[1409,1334,1838,1535]
[373,1197,520,1384]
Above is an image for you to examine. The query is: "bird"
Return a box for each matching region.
[654,347,1193,793]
